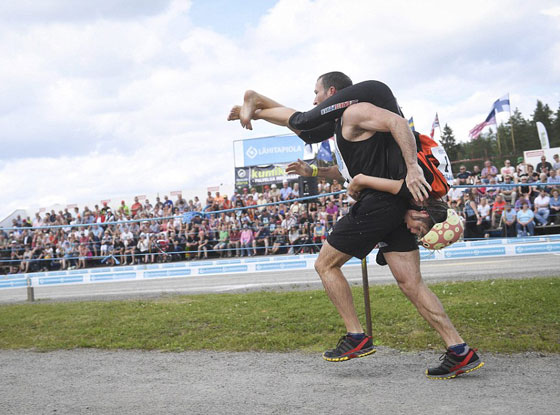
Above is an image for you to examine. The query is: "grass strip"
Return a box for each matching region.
[0,277,558,353]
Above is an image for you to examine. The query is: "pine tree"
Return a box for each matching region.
[509,108,539,154]
[439,123,458,161]
[532,100,554,132]
[551,103,560,148]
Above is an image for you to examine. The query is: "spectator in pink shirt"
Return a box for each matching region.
[239,224,255,257]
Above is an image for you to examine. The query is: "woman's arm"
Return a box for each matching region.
[346,173,403,200]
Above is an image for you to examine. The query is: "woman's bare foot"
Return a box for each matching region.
[239,90,260,130]
[227,105,241,121]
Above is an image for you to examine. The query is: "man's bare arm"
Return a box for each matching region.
[341,102,431,201]
[286,159,344,182]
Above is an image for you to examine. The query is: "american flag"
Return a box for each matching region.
[468,109,496,140]
[430,113,440,139]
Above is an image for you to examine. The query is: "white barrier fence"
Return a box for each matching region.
[2,235,560,291]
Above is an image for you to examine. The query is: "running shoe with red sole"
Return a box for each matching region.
[323,334,376,362]
[426,348,485,380]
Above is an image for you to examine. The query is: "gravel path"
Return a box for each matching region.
[1,348,559,414]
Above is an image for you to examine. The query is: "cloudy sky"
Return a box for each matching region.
[1,0,559,219]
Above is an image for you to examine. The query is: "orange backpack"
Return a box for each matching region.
[415,132,453,199]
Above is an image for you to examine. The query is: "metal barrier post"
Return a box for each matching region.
[361,258,372,337]
[27,277,34,302]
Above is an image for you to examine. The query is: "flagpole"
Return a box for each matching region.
[496,123,502,155]
[507,93,516,154]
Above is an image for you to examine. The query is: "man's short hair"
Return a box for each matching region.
[318,71,353,91]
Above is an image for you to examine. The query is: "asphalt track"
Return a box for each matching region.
[1,254,559,414]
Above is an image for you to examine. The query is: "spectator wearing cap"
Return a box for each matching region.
[118,200,129,217]
[222,194,232,210]
[536,156,553,174]
[533,189,551,226]
[516,202,535,236]
[501,204,517,237]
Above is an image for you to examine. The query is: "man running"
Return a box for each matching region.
[228,72,483,379]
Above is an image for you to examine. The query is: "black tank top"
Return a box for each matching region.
[290,80,408,182]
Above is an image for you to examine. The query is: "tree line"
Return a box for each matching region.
[438,100,560,168]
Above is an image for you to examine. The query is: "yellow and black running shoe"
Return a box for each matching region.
[426,348,485,380]
[323,335,376,362]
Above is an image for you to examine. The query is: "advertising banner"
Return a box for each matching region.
[523,147,560,170]
[235,167,250,188]
[234,164,299,188]
[536,122,550,149]
[250,164,298,185]
[233,134,305,167]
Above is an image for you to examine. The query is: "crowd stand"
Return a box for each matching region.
[1,154,559,275]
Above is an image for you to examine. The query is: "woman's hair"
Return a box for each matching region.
[415,198,449,230]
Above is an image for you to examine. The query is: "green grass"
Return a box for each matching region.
[0,277,558,353]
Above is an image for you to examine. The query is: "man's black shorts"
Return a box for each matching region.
[326,191,418,259]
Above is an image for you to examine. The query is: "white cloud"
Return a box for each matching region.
[1,0,559,219]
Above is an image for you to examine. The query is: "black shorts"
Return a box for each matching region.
[326,191,418,260]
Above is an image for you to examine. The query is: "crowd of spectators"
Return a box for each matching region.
[449,154,560,238]
[2,154,559,276]
[0,179,347,275]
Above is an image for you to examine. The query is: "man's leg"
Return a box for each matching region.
[314,241,376,362]
[383,250,463,347]
[384,250,484,379]
[314,241,362,333]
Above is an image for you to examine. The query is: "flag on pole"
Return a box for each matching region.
[493,94,510,113]
[469,109,496,140]
[317,139,333,162]
[430,113,440,139]
[408,117,415,132]
[468,93,509,140]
